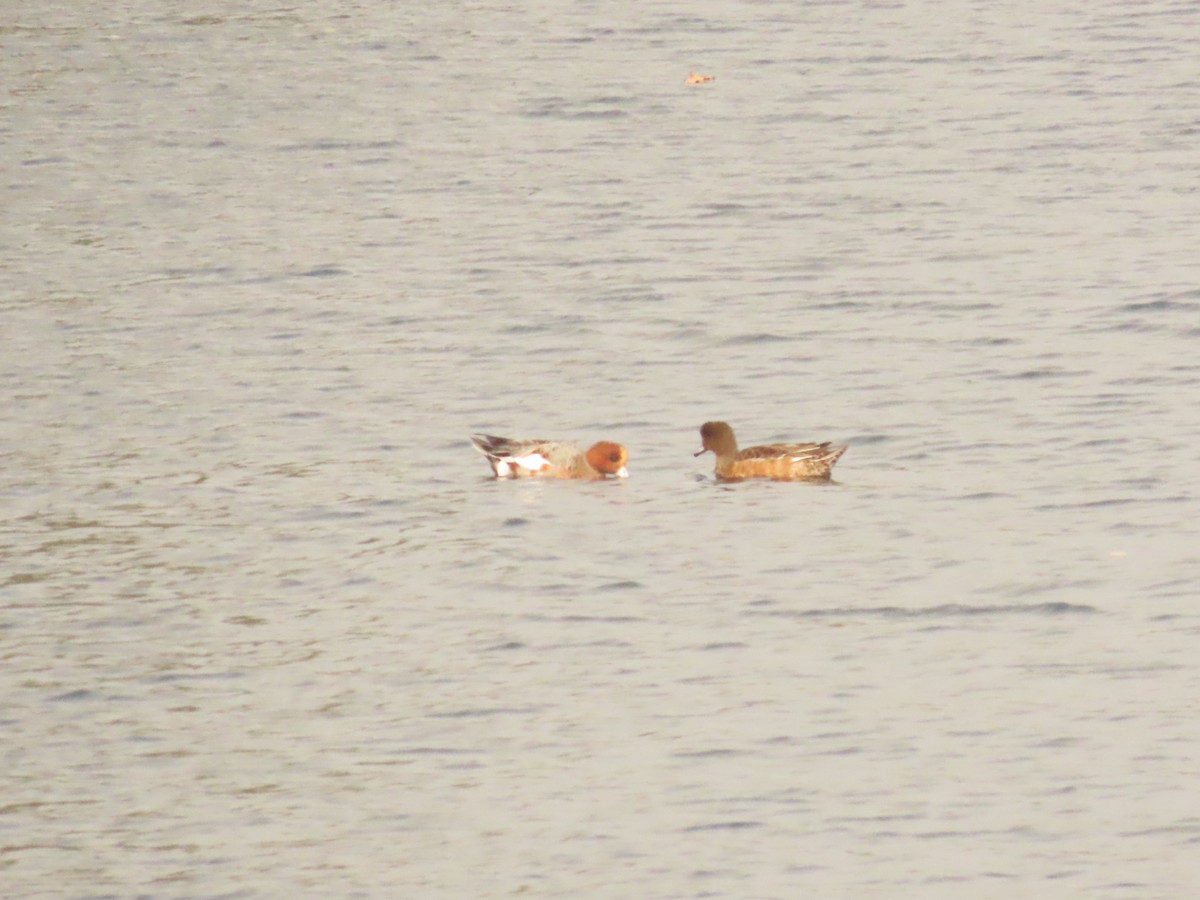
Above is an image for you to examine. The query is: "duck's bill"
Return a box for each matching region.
[693,448,708,457]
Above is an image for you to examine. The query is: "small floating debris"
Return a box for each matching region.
[685,72,715,85]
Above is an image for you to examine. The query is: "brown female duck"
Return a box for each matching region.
[695,421,845,481]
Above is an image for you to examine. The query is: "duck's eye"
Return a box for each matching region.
[609,451,621,463]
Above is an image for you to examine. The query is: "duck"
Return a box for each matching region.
[471,434,629,480]
[694,421,845,481]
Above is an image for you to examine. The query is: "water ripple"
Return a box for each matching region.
[752,602,1097,620]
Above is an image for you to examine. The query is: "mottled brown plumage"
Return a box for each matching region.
[695,421,845,481]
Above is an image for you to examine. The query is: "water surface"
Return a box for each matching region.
[3,1,1200,896]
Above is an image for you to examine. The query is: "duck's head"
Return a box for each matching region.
[695,421,737,457]
[587,441,629,478]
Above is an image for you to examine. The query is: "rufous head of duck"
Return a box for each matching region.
[586,441,629,478]
[695,421,738,459]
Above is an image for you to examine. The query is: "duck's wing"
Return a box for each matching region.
[470,434,554,457]
[738,441,842,462]
[470,434,579,476]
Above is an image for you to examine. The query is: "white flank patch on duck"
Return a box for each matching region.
[511,452,550,473]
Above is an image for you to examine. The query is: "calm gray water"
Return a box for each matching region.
[4,1,1200,896]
